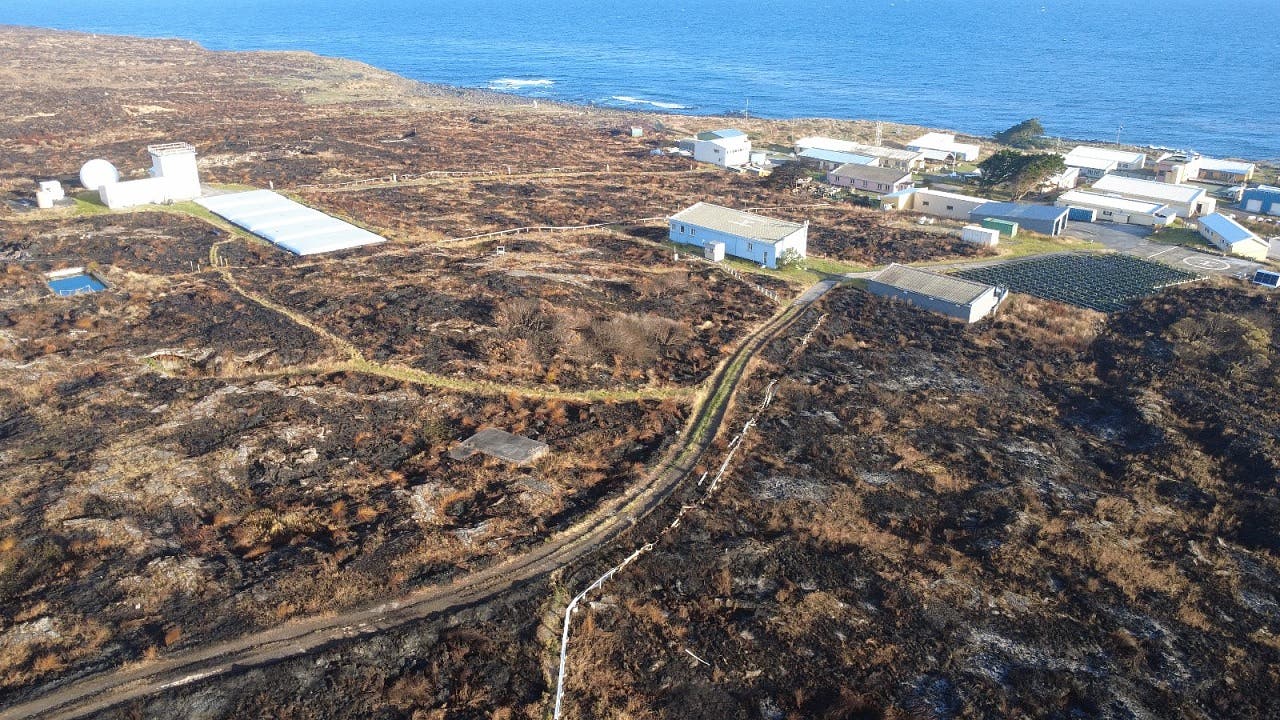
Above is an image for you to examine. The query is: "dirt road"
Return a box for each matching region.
[0,281,837,720]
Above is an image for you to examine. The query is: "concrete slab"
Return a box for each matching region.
[449,428,550,465]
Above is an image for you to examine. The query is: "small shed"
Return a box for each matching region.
[704,240,726,261]
[630,126,644,138]
[961,225,1000,247]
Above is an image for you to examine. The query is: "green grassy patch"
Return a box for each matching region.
[1149,227,1212,249]
[995,231,1090,259]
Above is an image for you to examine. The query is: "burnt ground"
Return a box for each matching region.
[555,284,1280,720]
[2,26,1277,719]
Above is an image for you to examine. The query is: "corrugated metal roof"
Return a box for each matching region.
[1199,213,1259,245]
[830,163,912,184]
[799,148,876,165]
[1198,157,1256,174]
[696,129,746,141]
[971,202,1069,222]
[669,202,805,244]
[1092,174,1205,204]
[197,190,386,256]
[796,137,922,162]
[1066,145,1146,165]
[1057,190,1170,214]
[872,263,995,305]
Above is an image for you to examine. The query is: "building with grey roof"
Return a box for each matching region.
[866,263,1008,323]
[827,163,914,195]
[970,202,1069,236]
[669,202,808,269]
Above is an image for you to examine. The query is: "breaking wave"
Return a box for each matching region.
[611,95,689,110]
[488,78,555,90]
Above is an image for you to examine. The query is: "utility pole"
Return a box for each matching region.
[1116,123,1124,145]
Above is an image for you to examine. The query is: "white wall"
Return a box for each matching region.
[694,138,751,167]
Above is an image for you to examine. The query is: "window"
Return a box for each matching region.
[690,228,696,236]
[679,225,686,233]
[1102,210,1113,217]
[922,201,931,207]
[946,205,954,211]
[747,242,754,251]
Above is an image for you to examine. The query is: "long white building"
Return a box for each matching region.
[1090,174,1216,217]
[1064,145,1147,172]
[906,133,980,163]
[669,202,807,269]
[795,136,925,171]
[1055,190,1174,226]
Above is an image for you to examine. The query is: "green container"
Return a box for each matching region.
[981,218,1019,237]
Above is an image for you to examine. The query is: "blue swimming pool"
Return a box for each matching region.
[47,273,106,296]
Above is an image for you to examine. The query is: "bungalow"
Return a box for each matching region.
[669,202,807,269]
[906,133,980,163]
[827,163,914,195]
[1155,153,1256,184]
[1197,213,1270,261]
[692,129,751,168]
[1062,148,1118,180]
[866,264,1008,323]
[1091,174,1216,217]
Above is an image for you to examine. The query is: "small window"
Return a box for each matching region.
[747,242,754,251]
[680,225,686,233]
[922,200,930,207]
[690,228,696,236]
[946,205,954,211]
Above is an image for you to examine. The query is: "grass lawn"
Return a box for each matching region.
[995,231,1091,258]
[1148,226,1213,249]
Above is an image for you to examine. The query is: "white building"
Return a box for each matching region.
[1197,213,1270,261]
[669,202,807,269]
[866,263,1007,323]
[1044,166,1080,190]
[795,136,925,171]
[1062,149,1118,180]
[1091,174,1215,217]
[1064,145,1147,173]
[894,187,992,220]
[1055,190,1175,226]
[905,132,980,163]
[692,129,751,168]
[35,180,65,209]
[89,142,203,210]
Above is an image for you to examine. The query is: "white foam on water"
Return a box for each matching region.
[488,78,556,90]
[611,95,689,110]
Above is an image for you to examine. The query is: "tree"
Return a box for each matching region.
[994,118,1045,148]
[977,150,1066,199]
[778,248,805,269]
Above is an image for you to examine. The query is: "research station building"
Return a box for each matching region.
[1197,213,1270,261]
[692,129,751,168]
[970,202,1069,236]
[1241,185,1280,216]
[669,202,808,269]
[866,263,1007,323]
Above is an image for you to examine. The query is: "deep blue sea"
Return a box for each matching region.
[5,0,1279,159]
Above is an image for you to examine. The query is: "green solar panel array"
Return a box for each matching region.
[953,254,1204,313]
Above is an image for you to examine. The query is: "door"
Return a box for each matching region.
[1271,201,1280,216]
[1245,199,1262,212]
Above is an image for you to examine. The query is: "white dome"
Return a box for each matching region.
[79,159,120,191]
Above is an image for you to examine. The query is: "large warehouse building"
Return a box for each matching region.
[1091,174,1216,217]
[1241,185,1280,216]
[669,202,808,269]
[1055,190,1175,226]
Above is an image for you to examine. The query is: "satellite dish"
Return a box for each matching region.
[79,159,120,191]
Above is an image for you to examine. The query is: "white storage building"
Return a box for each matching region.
[905,133,980,163]
[866,264,1008,323]
[1091,174,1216,217]
[1055,190,1175,226]
[90,142,203,210]
[904,188,992,220]
[795,136,925,171]
[692,129,751,168]
[1064,145,1147,173]
[669,202,807,269]
[1197,213,1270,261]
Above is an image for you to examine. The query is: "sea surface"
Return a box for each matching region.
[5,0,1279,159]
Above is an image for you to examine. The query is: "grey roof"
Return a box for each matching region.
[669,202,806,244]
[449,428,549,465]
[830,163,913,185]
[872,264,995,305]
[971,202,1069,222]
[799,148,876,165]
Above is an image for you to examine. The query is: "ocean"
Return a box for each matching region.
[4,0,1278,159]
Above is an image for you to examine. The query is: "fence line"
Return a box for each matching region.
[552,379,780,719]
[445,217,667,243]
[293,166,606,190]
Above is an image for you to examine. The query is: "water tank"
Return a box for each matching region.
[79,159,120,191]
